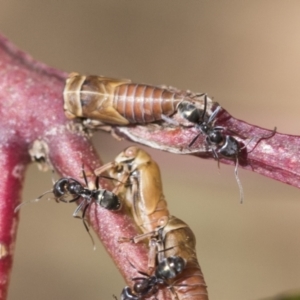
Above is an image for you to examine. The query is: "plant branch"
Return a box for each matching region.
[1,30,299,300]
[0,33,158,300]
[113,106,300,190]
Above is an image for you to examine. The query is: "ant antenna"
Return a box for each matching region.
[14,188,54,213]
[247,127,277,154]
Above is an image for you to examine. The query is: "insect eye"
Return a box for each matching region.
[116,165,124,173]
[124,146,137,158]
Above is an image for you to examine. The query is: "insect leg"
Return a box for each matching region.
[94,162,116,176]
[95,176,99,189]
[74,202,96,249]
[72,199,87,218]
[81,165,88,186]
[148,238,159,272]
[188,132,202,148]
[200,94,208,121]
[234,156,244,204]
[67,195,80,203]
[161,114,180,126]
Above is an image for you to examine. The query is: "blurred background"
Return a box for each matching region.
[1,1,300,299]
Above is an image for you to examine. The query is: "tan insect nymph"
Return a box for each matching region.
[95,146,208,300]
[64,73,185,126]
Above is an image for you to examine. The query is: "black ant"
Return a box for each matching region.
[15,167,121,248]
[178,96,276,203]
[120,256,185,300]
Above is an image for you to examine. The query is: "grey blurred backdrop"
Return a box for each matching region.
[1,1,300,300]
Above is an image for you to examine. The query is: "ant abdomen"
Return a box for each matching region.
[155,256,186,280]
[97,190,121,211]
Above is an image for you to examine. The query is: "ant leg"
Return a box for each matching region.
[125,258,150,278]
[72,200,86,218]
[210,148,220,168]
[68,195,80,203]
[233,156,244,204]
[188,132,202,148]
[79,203,96,250]
[81,164,88,186]
[206,105,222,124]
[200,94,207,121]
[95,176,99,189]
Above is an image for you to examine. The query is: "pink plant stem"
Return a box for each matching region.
[0,143,29,300]
[0,34,164,299]
[115,108,300,190]
[1,30,299,300]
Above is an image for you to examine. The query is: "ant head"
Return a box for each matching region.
[120,286,139,300]
[53,178,71,198]
[133,277,153,294]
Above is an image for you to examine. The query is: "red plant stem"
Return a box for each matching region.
[1,30,299,300]
[220,111,300,188]
[114,108,300,190]
[0,143,29,300]
[0,34,162,299]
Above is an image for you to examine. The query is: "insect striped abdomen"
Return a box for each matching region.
[114,84,181,123]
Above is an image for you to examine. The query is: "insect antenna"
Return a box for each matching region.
[14,188,54,213]
[247,127,277,154]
